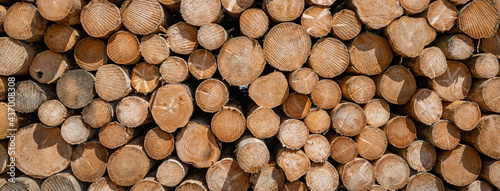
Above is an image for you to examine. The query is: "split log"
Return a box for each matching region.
[106,30,141,65]
[43,24,82,53]
[383,116,416,148]
[386,16,436,58]
[404,172,445,191]
[339,75,376,104]
[188,49,217,80]
[480,158,500,188]
[310,79,341,110]
[0,37,38,76]
[220,0,253,17]
[4,2,48,42]
[38,100,72,127]
[36,0,85,25]
[81,0,122,38]
[57,69,95,109]
[99,122,139,149]
[287,68,319,95]
[347,32,393,75]
[461,115,500,159]
[331,9,362,41]
[88,177,126,191]
[246,104,280,138]
[301,6,332,38]
[206,157,250,191]
[120,0,168,35]
[417,120,461,150]
[176,120,221,168]
[195,78,229,113]
[442,101,481,131]
[180,0,221,26]
[263,22,311,71]
[403,47,447,79]
[95,64,131,102]
[434,34,474,60]
[144,127,174,160]
[131,177,168,191]
[426,0,458,32]
[176,170,209,191]
[465,53,500,79]
[249,71,288,108]
[363,99,390,128]
[14,80,56,113]
[330,102,366,136]
[282,181,309,191]
[0,175,41,191]
[479,28,500,58]
[159,56,189,83]
[71,141,108,183]
[356,126,387,160]
[372,154,410,190]
[304,134,330,162]
[131,62,160,94]
[308,37,349,78]
[29,50,73,84]
[351,0,403,29]
[239,8,269,39]
[116,96,152,128]
[264,0,304,22]
[400,0,430,14]
[395,140,437,172]
[338,158,375,191]
[468,77,500,113]
[404,88,443,125]
[82,99,114,128]
[197,23,227,50]
[156,156,189,187]
[236,135,270,173]
[429,61,472,102]
[140,34,169,65]
[150,83,194,132]
[281,92,312,119]
[41,172,84,190]
[166,22,198,55]
[211,101,246,143]
[61,115,94,145]
[434,144,481,186]
[457,0,500,39]
[74,37,108,71]
[305,162,339,191]
[304,107,330,134]
[276,148,311,182]
[250,164,285,191]
[327,134,358,164]
[218,36,266,85]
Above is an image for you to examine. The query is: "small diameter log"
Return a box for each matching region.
[240,8,269,39]
[304,134,330,163]
[44,24,82,53]
[74,37,108,71]
[356,126,387,160]
[220,0,253,16]
[250,164,285,191]
[305,162,339,191]
[41,172,84,191]
[61,115,93,145]
[400,0,430,14]
[36,0,84,25]
[0,37,38,76]
[195,78,229,113]
[82,99,114,128]
[461,115,500,159]
[121,0,168,35]
[0,175,42,191]
[465,53,500,78]
[277,148,311,182]
[282,181,308,191]
[88,177,126,191]
[330,102,367,136]
[38,100,71,127]
[327,134,358,164]
[99,122,139,149]
[160,56,189,83]
[30,50,73,84]
[176,121,221,168]
[71,141,109,182]
[434,144,481,186]
[281,93,312,119]
[131,177,167,191]
[480,29,500,58]
[211,101,246,143]
[417,120,461,150]
[383,116,416,148]
[249,71,288,108]
[480,158,500,188]
[347,32,393,75]
[151,83,193,133]
[469,77,500,113]
[338,158,375,191]
[176,171,209,191]
[442,101,481,131]
[372,154,410,190]
[14,124,72,179]
[331,9,362,41]
[304,107,330,134]
[188,49,217,80]
[236,135,270,173]
[308,37,349,78]
[140,34,169,65]
[386,16,436,58]
[426,0,458,32]
[404,172,445,191]
[403,47,447,79]
[95,64,132,102]
[288,68,319,94]
[363,99,390,128]
[246,104,280,138]
[107,30,141,65]
[131,62,160,94]
[434,34,474,60]
[430,61,472,102]
[116,96,152,128]
[351,0,403,29]
[301,6,332,38]
[4,2,47,42]
[264,0,304,22]
[180,0,221,26]
[264,22,311,71]
[197,23,227,50]
[218,36,266,86]
[157,157,189,187]
[57,69,95,109]
[206,157,251,191]
[458,0,500,39]
[396,140,437,172]
[14,80,56,113]
[310,79,341,110]
[404,88,443,125]
[81,0,121,38]
[339,76,375,104]
[144,127,174,160]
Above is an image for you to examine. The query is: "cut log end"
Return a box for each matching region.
[356,126,387,160]
[331,9,362,41]
[383,116,416,148]
[434,144,481,186]
[310,79,341,110]
[338,158,375,191]
[330,102,366,136]
[288,67,319,95]
[195,78,229,113]
[144,127,174,160]
[373,154,410,190]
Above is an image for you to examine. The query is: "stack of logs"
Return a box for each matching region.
[0,0,500,190]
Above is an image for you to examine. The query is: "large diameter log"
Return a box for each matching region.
[197,23,227,50]
[308,37,349,78]
[236,135,270,173]
[347,32,393,75]
[383,116,416,148]
[44,24,82,53]
[180,0,221,26]
[404,88,443,125]
[71,141,108,182]
[330,102,366,136]
[176,169,209,191]
[4,2,47,42]
[131,177,168,191]
[356,126,387,160]
[14,124,72,179]
[82,99,114,128]
[426,0,458,32]
[276,148,311,182]
[339,75,375,104]
[442,101,481,131]
[140,34,169,65]
[150,84,193,132]
[38,100,71,127]
[301,6,332,38]
[304,134,330,163]
[156,157,189,187]
[327,134,358,164]
[287,67,319,95]
[195,78,229,113]
[206,157,250,191]
[57,69,95,109]
[396,140,437,172]
[14,80,56,113]
[363,99,390,128]
[108,137,155,186]
[434,34,474,60]
[264,0,304,22]
[95,64,131,102]
[131,62,160,94]
[41,172,85,191]
[239,8,269,39]
[331,9,362,41]
[188,49,217,80]
[249,71,288,108]
[404,172,444,191]
[417,120,461,150]
[458,0,500,39]
[81,0,121,38]
[0,175,41,191]
[88,177,126,191]
[304,107,330,134]
[211,101,246,143]
[0,37,38,76]
[400,0,430,14]
[468,77,500,113]
[99,122,139,149]
[338,158,375,191]
[480,158,500,188]
[176,121,221,168]
[61,115,94,145]
[218,36,265,86]
[116,96,152,128]
[250,164,285,191]
[160,56,189,83]
[351,0,403,29]
[429,61,472,102]
[36,0,84,25]
[373,65,417,105]
[305,162,339,191]
[121,0,168,35]
[281,92,311,119]
[372,154,410,190]
[386,16,437,58]
[403,47,447,79]
[30,50,73,84]
[107,30,141,65]
[264,22,311,71]
[144,127,174,160]
[310,79,341,110]
[461,115,500,159]
[282,181,308,191]
[246,104,280,138]
[434,144,482,186]
[465,53,499,78]
[74,37,108,71]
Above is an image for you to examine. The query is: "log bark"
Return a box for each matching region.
[372,153,410,190]
[38,100,72,127]
[337,158,375,191]
[95,64,131,102]
[106,30,141,65]
[195,78,229,113]
[403,47,447,79]
[303,134,330,163]
[276,148,311,182]
[249,71,288,108]
[417,120,461,150]
[305,162,339,191]
[4,2,47,42]
[386,16,437,58]
[150,83,194,132]
[71,141,108,182]
[373,65,417,104]
[61,115,94,145]
[131,177,168,191]
[331,9,362,41]
[0,175,42,191]
[99,121,139,149]
[434,34,474,60]
[356,126,387,160]
[239,8,269,39]
[327,134,358,164]
[264,0,304,22]
[363,99,390,128]
[140,34,169,65]
[180,0,221,26]
[116,96,152,128]
[160,56,189,83]
[442,101,481,131]
[88,177,126,191]
[211,101,246,143]
[287,67,319,95]
[236,135,270,173]
[14,80,56,113]
[0,37,38,76]
[395,140,437,172]
[281,92,311,119]
[250,164,285,191]
[220,0,253,17]
[30,50,73,84]
[246,104,280,138]
[434,144,482,186]
[347,32,393,75]
[304,107,330,134]
[465,53,500,78]
[197,23,227,50]
[400,0,430,14]
[383,116,416,148]
[82,98,114,128]
[131,62,160,94]
[339,75,376,104]
[458,0,500,39]
[308,37,349,78]
[429,61,472,102]
[301,6,332,38]
[404,88,443,125]
[461,115,500,159]
[330,102,366,136]
[120,0,168,35]
[74,37,108,71]
[467,77,500,113]
[480,158,500,188]
[57,69,95,109]
[404,172,444,191]
[41,172,85,191]
[206,157,251,191]
[43,24,82,53]
[310,79,341,110]
[426,0,458,32]
[81,0,122,38]
[36,0,85,25]
[176,120,221,168]
[156,156,189,187]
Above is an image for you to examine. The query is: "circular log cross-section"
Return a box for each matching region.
[278,119,309,150]
[462,115,500,159]
[328,135,358,164]
[99,122,139,149]
[405,172,444,191]
[236,135,270,173]
[160,56,189,83]
[264,0,304,22]
[140,34,170,65]
[356,126,387,160]
[81,0,121,38]
[195,78,229,113]
[151,83,193,133]
[348,32,393,75]
[403,47,447,79]
[37,0,84,25]
[310,79,342,110]
[330,102,367,136]
[331,9,362,41]
[249,71,289,108]
[74,37,108,71]
[0,37,38,76]
[180,0,221,26]
[116,96,151,128]
[4,2,48,42]
[56,69,95,109]
[176,121,221,168]
[305,162,339,191]
[363,99,390,128]
[339,75,376,104]
[281,92,312,119]
[434,144,481,186]
[166,22,198,55]
[197,23,227,50]
[288,67,319,95]
[465,53,500,79]
[301,6,332,38]
[405,88,443,125]
[121,0,168,35]
[352,0,403,29]
[427,0,458,32]
[43,24,82,53]
[240,8,269,39]
[246,105,280,139]
[107,139,155,186]
[38,99,71,127]
[156,157,189,187]
[442,101,481,131]
[206,157,250,191]
[41,172,83,191]
[372,154,410,190]
[188,49,217,80]
[211,102,246,143]
[418,120,461,150]
[107,31,141,65]
[458,0,500,39]
[13,80,55,113]
[386,16,436,58]
[304,134,331,163]
[308,37,349,78]
[338,158,375,191]
[304,107,330,134]
[71,141,109,183]
[61,115,93,145]
[276,148,311,182]
[131,62,160,94]
[435,34,474,60]
[82,98,114,128]
[469,77,500,113]
[250,164,285,191]
[430,61,472,102]
[400,140,437,172]
[144,127,174,160]
[383,116,416,148]
[30,50,73,84]
[264,22,311,71]
[95,64,132,102]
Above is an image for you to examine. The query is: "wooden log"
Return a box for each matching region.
[458,0,500,39]
[403,47,447,79]
[0,102,30,140]
[304,107,330,134]
[386,16,436,58]
[36,0,84,25]
[61,115,94,145]
[347,32,393,75]
[144,127,174,160]
[304,134,330,162]
[43,24,82,53]
[327,134,358,164]
[14,123,72,179]
[310,79,341,110]
[246,104,280,138]
[429,61,472,102]
[479,28,500,58]
[462,115,500,159]
[305,162,339,191]
[434,144,481,186]
[195,78,229,113]
[158,0,180,12]
[176,169,209,191]
[331,9,362,41]
[120,0,168,35]
[301,6,332,38]
[249,71,288,108]
[218,36,266,85]
[206,157,250,191]
[449,0,470,5]
[281,92,312,119]
[0,37,38,76]
[250,164,285,191]
[369,184,386,191]
[150,83,194,133]
[156,156,189,187]
[455,180,496,191]
[95,64,131,102]
[41,172,84,191]
[330,102,366,136]
[159,56,189,83]
[71,141,108,183]
[0,143,6,174]
[442,101,481,131]
[470,78,500,112]
[372,154,410,190]
[180,0,221,26]
[0,77,6,101]
[116,96,152,128]
[38,100,72,127]
[417,120,461,150]
[287,68,319,95]
[197,23,227,50]
[106,30,141,65]
[74,37,108,71]
[263,22,311,71]
[308,37,349,78]
[383,116,416,148]
[276,148,311,182]
[434,34,474,60]
[81,0,122,38]
[176,120,221,168]
[236,135,270,173]
[29,50,73,84]
[188,49,217,80]
[211,101,246,143]
[396,140,437,172]
[465,53,500,79]
[0,175,42,191]
[239,8,269,39]
[426,0,458,32]
[57,69,95,109]
[480,158,500,188]
[404,88,443,125]
[140,34,169,65]
[0,5,6,33]
[82,99,114,128]
[401,0,430,14]
[404,172,445,191]
[14,80,56,113]
[356,126,387,160]
[338,158,375,191]
[339,75,376,104]
[131,177,168,191]
[264,0,304,22]
[351,0,403,29]
[88,177,126,191]
[220,0,253,17]
[131,62,160,94]
[363,99,390,128]
[282,181,309,191]
[4,2,47,42]
[99,121,139,149]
